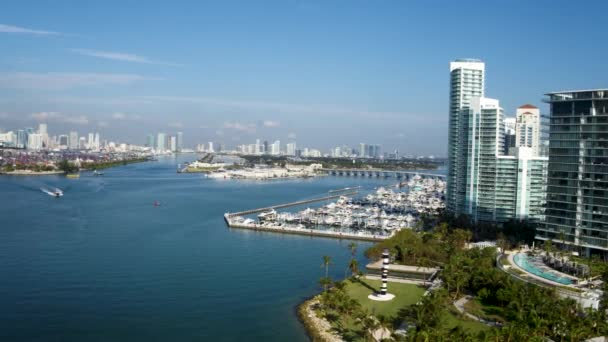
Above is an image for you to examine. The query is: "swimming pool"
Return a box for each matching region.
[513,253,574,285]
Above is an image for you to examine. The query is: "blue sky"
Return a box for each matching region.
[0,0,607,155]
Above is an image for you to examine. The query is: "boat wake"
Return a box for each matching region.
[41,187,63,197]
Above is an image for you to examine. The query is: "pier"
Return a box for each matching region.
[225,191,359,218]
[224,218,388,242]
[321,168,445,180]
[224,188,392,241]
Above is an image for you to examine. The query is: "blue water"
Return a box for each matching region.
[0,156,410,341]
[513,253,573,285]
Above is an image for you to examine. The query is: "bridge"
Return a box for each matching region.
[321,169,445,180]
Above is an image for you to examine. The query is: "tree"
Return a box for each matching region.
[321,255,332,279]
[348,258,359,278]
[319,276,332,293]
[58,159,78,174]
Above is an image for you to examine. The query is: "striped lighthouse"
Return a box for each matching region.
[368,248,395,301]
[380,248,389,296]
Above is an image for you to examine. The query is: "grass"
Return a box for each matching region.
[444,309,491,334]
[344,278,426,318]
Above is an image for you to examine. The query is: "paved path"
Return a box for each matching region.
[453,296,503,328]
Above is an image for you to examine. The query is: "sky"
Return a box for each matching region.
[0,0,607,156]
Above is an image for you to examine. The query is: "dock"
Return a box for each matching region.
[224,191,358,218]
[224,218,389,242]
[223,189,391,241]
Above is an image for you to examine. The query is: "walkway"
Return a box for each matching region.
[453,296,502,328]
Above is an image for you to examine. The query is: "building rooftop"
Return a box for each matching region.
[546,89,608,95]
[518,104,538,109]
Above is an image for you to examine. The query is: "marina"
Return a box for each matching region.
[224,174,445,241]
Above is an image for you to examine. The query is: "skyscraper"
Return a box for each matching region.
[88,133,94,149]
[515,104,541,155]
[503,117,516,155]
[170,136,177,152]
[271,140,281,155]
[176,132,183,152]
[445,60,546,224]
[446,59,485,216]
[39,123,48,149]
[157,133,166,152]
[286,142,296,156]
[16,130,26,149]
[146,134,155,148]
[538,89,608,254]
[69,131,79,150]
[359,143,367,158]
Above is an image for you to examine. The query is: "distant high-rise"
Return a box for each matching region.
[39,123,48,148]
[263,140,269,154]
[271,140,281,155]
[176,132,183,152]
[94,133,100,150]
[359,143,367,158]
[503,117,516,155]
[538,89,608,254]
[27,133,43,150]
[286,142,296,156]
[515,104,541,155]
[446,59,485,216]
[16,130,26,149]
[146,134,155,148]
[156,133,166,152]
[87,133,94,149]
[208,141,214,153]
[69,131,79,150]
[59,135,68,147]
[170,136,177,152]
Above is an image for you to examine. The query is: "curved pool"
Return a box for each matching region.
[513,253,574,285]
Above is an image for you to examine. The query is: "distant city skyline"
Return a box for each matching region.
[1,1,608,155]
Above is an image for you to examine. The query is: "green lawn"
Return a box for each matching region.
[444,309,491,334]
[344,279,426,318]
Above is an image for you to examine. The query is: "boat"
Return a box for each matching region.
[41,187,63,197]
[93,170,104,176]
[66,173,80,179]
[153,201,161,206]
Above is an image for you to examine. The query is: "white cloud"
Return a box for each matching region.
[98,121,108,127]
[168,122,183,128]
[0,24,59,36]
[0,72,152,90]
[70,48,181,66]
[223,121,256,133]
[263,120,280,128]
[112,112,127,120]
[30,112,88,125]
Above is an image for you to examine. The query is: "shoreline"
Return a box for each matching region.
[297,296,344,342]
[0,170,64,176]
[0,158,150,176]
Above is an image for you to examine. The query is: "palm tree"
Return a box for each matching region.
[348,258,359,278]
[348,242,357,258]
[321,255,332,279]
[319,276,332,292]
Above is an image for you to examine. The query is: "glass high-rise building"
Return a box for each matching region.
[538,89,608,253]
[447,59,485,216]
[446,59,546,224]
